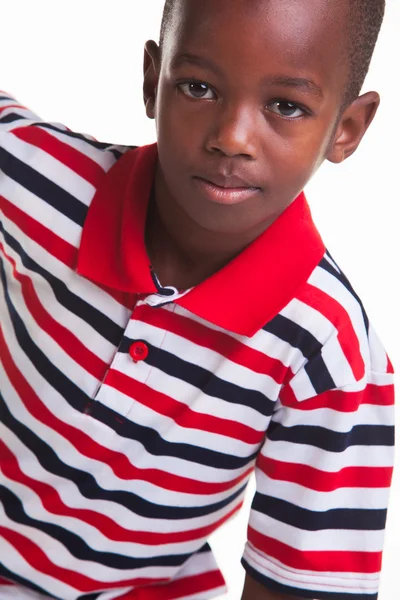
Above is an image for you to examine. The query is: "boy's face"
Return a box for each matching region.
[144,0,377,236]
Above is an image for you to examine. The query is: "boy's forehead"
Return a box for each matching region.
[169,0,347,32]
[164,0,348,69]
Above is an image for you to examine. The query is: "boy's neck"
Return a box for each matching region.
[144,171,272,291]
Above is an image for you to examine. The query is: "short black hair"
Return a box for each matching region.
[159,0,385,108]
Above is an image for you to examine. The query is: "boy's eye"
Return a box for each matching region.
[178,82,216,100]
[267,100,305,119]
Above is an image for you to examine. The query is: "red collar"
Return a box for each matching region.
[77,143,325,337]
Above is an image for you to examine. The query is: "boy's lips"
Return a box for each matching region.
[193,175,261,205]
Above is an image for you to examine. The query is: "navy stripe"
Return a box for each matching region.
[0,395,247,520]
[251,493,387,531]
[1,256,256,470]
[0,146,87,226]
[321,254,369,333]
[267,421,395,451]
[75,544,211,600]
[197,542,212,554]
[120,338,275,417]
[305,352,336,393]
[0,112,25,125]
[91,400,257,470]
[0,256,95,413]
[1,222,124,346]
[0,564,58,599]
[264,313,322,359]
[0,486,191,569]
[242,561,378,600]
[39,123,128,158]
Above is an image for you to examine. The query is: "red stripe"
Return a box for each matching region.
[248,526,382,573]
[280,382,395,412]
[1,243,108,381]
[0,526,166,592]
[1,195,78,267]
[118,570,226,600]
[257,455,393,491]
[13,125,105,187]
[134,303,291,383]
[298,283,365,381]
[0,329,252,495]
[107,368,264,445]
[0,577,14,585]
[0,441,244,544]
[0,104,24,114]
[0,195,135,308]
[386,355,394,374]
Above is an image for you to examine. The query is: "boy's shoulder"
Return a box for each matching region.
[0,93,135,241]
[0,92,132,184]
[267,248,392,404]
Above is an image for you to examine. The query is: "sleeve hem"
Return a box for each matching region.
[241,544,379,600]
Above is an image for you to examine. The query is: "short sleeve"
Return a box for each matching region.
[0,92,43,134]
[242,350,395,600]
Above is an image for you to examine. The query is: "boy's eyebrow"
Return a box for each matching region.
[170,53,324,99]
[170,53,224,77]
[263,76,324,99]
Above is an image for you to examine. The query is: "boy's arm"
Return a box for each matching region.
[0,91,42,133]
[239,331,394,600]
[242,575,304,600]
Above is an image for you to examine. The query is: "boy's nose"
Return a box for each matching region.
[205,104,258,159]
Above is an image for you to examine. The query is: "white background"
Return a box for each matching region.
[1,1,398,598]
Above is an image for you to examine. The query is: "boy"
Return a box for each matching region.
[0,0,395,599]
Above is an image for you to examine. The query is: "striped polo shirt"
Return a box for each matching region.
[0,93,395,600]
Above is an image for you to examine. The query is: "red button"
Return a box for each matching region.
[129,341,149,362]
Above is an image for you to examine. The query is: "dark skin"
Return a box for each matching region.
[142,0,379,597]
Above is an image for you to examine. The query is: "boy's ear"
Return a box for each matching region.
[327,91,380,163]
[143,40,161,120]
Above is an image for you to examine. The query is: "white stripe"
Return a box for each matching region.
[263,438,394,469]
[144,364,270,426]
[324,253,341,273]
[1,210,132,324]
[1,369,247,528]
[249,508,385,552]
[0,320,250,489]
[0,471,212,558]
[289,364,318,400]
[0,416,243,538]
[0,355,248,512]
[35,121,128,166]
[321,331,357,387]
[309,266,371,366]
[254,470,391,510]
[0,230,117,363]
[271,400,394,430]
[243,542,380,593]
[3,125,97,205]
[0,534,77,600]
[1,256,100,393]
[133,322,282,399]
[0,587,50,600]
[0,503,182,585]
[282,297,336,345]
[0,169,82,247]
[114,380,262,453]
[369,324,390,373]
[242,326,305,373]
[370,370,393,386]
[0,108,41,133]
